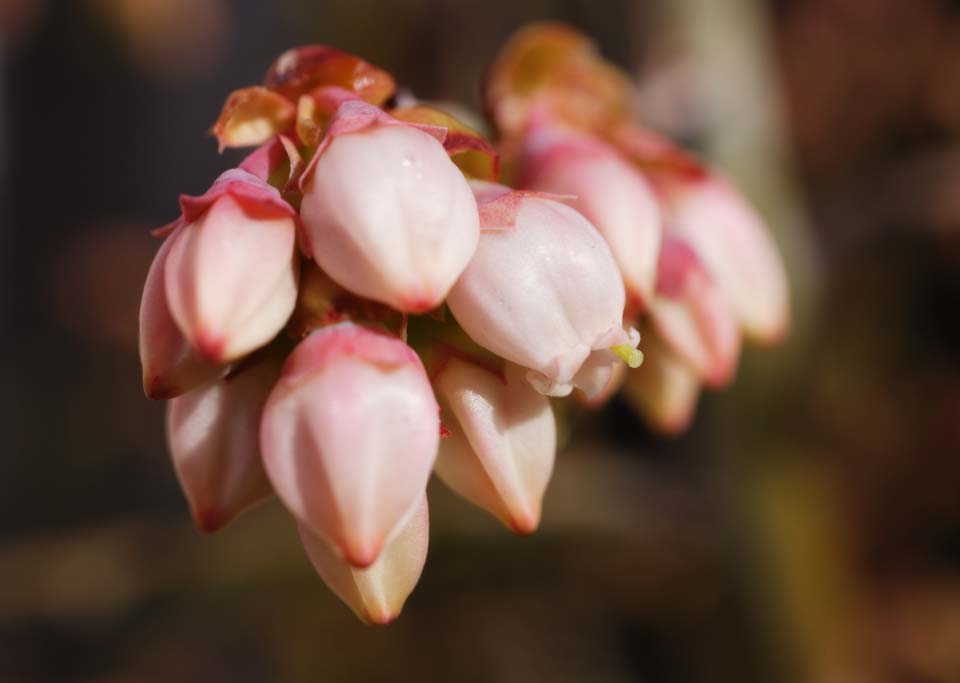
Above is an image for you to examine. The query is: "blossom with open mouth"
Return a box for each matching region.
[447,181,642,399]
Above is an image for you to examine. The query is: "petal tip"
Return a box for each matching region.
[397,295,441,315]
[194,330,229,364]
[364,607,400,626]
[144,373,175,400]
[342,540,383,569]
[192,506,229,534]
[507,510,541,536]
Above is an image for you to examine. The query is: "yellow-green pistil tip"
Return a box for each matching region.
[613,344,643,368]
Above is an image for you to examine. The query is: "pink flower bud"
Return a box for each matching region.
[433,358,556,534]
[299,101,479,313]
[520,126,662,310]
[298,495,429,625]
[139,225,224,399]
[650,236,741,388]
[663,177,789,344]
[622,329,701,435]
[163,170,300,364]
[446,183,642,399]
[260,322,440,568]
[166,356,281,533]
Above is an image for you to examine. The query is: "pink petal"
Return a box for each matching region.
[298,495,428,625]
[434,359,556,534]
[650,236,741,387]
[139,225,223,399]
[299,118,478,313]
[448,184,640,398]
[260,323,440,567]
[164,193,299,364]
[520,126,662,311]
[166,356,281,532]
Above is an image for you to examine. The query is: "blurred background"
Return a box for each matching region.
[3,0,960,681]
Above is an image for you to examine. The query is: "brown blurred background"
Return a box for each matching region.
[3,0,960,681]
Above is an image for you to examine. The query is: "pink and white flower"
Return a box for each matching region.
[163,169,300,364]
[519,124,662,311]
[649,236,741,388]
[298,496,429,625]
[299,101,480,313]
[259,322,439,568]
[447,182,642,399]
[166,355,281,532]
[433,358,556,534]
[663,177,789,344]
[139,222,224,399]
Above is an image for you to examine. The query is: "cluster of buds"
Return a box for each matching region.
[139,23,788,624]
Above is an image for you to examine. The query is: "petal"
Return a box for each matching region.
[139,225,223,399]
[166,356,281,532]
[434,360,556,534]
[650,236,741,387]
[260,323,440,567]
[298,495,428,625]
[521,126,662,310]
[447,186,635,396]
[299,122,479,313]
[667,179,790,344]
[391,105,499,180]
[164,194,299,364]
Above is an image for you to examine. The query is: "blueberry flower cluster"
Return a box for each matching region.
[139,24,788,624]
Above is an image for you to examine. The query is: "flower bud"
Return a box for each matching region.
[446,183,641,399]
[299,101,480,313]
[433,358,556,534]
[520,126,661,310]
[650,236,741,387]
[659,176,789,345]
[260,322,440,568]
[622,328,701,435]
[166,356,281,532]
[139,225,223,399]
[163,170,299,364]
[298,495,428,625]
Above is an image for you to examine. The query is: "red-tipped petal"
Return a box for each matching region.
[434,360,556,533]
[139,226,224,399]
[298,496,429,624]
[166,356,281,532]
[261,323,440,568]
[650,236,742,388]
[164,192,299,364]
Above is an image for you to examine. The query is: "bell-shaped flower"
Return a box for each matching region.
[519,124,661,311]
[166,355,281,532]
[446,182,642,399]
[163,169,300,364]
[260,322,440,567]
[139,224,224,399]
[664,177,789,344]
[622,327,701,435]
[298,496,429,625]
[433,357,556,534]
[649,236,741,388]
[615,125,790,345]
[298,100,480,313]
